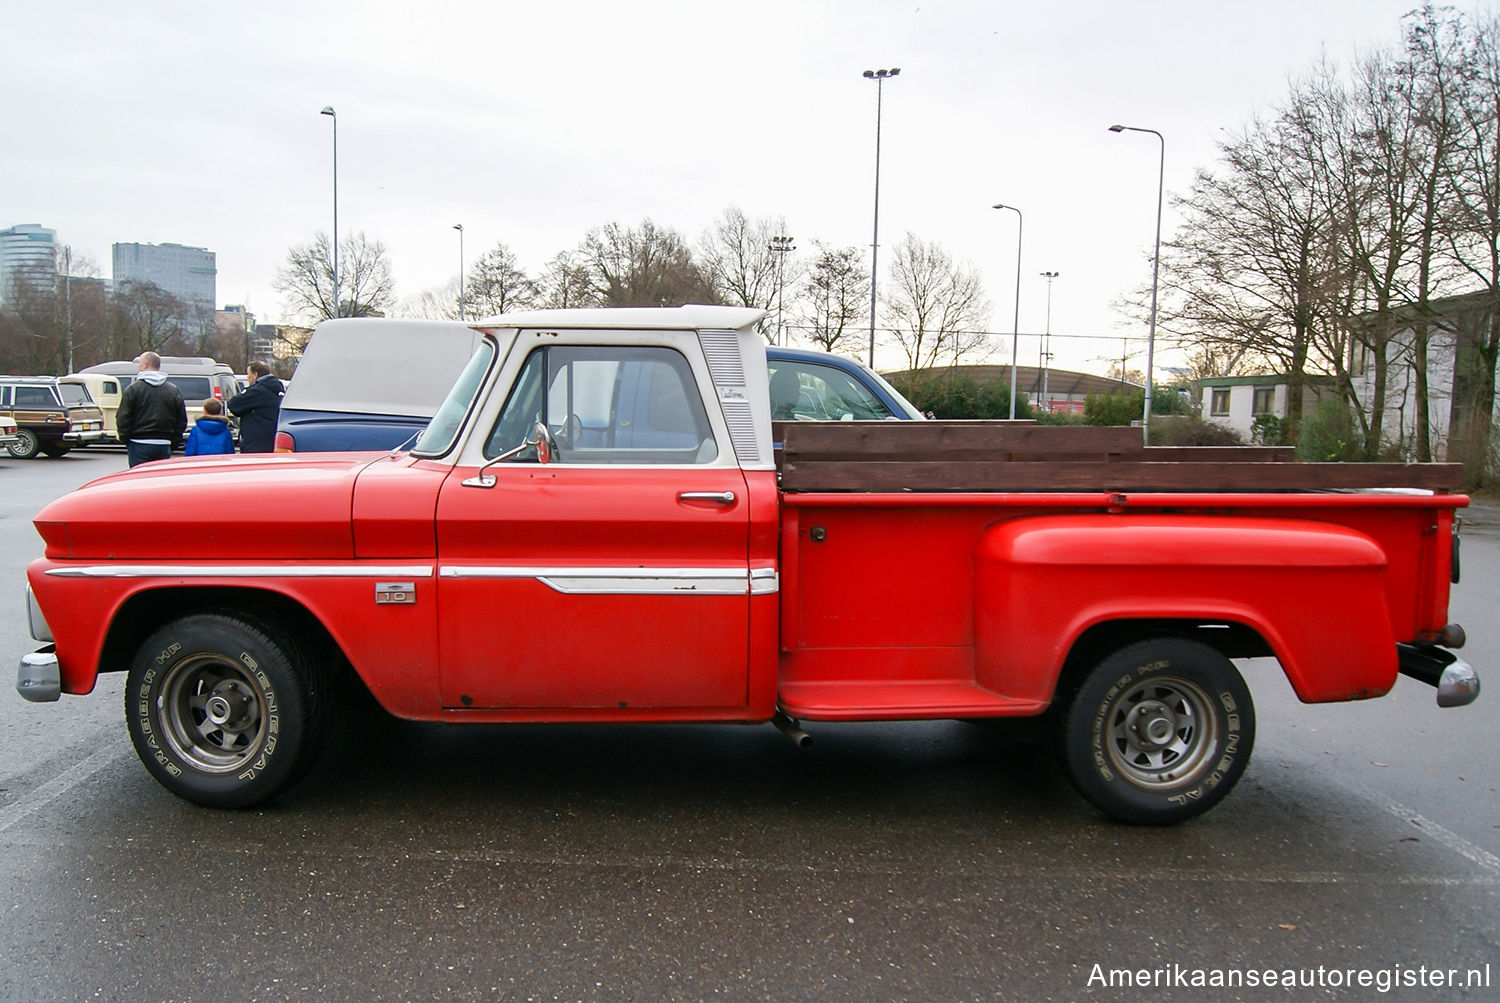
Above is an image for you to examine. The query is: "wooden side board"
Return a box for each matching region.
[775,421,1464,493]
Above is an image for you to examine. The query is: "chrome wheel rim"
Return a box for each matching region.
[1104,675,1218,790]
[158,655,267,774]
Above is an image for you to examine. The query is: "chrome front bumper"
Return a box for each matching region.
[17,647,60,702]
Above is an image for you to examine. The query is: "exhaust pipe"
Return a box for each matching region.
[772,711,812,749]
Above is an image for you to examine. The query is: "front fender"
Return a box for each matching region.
[973,514,1397,704]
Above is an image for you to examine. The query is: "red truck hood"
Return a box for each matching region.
[33,453,378,560]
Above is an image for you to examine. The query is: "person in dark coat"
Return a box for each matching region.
[183,398,236,456]
[116,351,187,467]
[227,361,286,453]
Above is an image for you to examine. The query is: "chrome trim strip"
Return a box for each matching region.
[45,564,435,579]
[542,576,745,595]
[439,565,780,596]
[440,566,746,579]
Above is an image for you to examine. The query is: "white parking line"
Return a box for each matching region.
[1374,792,1500,878]
[0,745,124,833]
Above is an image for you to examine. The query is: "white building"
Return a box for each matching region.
[1200,375,1333,442]
[0,223,58,302]
[112,241,216,315]
[1347,292,1500,461]
[1201,291,1500,459]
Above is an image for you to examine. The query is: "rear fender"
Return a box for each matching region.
[974,515,1397,704]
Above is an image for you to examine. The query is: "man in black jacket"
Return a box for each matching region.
[228,361,286,453]
[116,352,187,467]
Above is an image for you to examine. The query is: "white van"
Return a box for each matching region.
[68,357,239,443]
[275,319,482,452]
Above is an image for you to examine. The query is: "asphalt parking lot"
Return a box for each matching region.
[0,449,1495,1001]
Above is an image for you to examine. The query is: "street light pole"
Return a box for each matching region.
[862,67,900,369]
[1040,271,1059,413]
[1109,123,1165,444]
[320,105,339,318]
[61,244,73,374]
[453,224,465,320]
[769,235,794,346]
[991,204,1023,420]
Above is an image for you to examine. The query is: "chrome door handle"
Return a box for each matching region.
[678,491,736,504]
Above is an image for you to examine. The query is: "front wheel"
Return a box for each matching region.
[1060,638,1254,824]
[125,613,331,808]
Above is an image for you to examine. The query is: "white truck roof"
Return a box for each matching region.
[475,304,766,332]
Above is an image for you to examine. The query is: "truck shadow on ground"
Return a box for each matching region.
[294,699,1081,831]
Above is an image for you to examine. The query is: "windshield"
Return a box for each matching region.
[411,339,497,455]
[861,364,926,419]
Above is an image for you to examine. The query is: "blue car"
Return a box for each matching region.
[765,345,923,422]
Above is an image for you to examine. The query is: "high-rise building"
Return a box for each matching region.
[0,223,59,302]
[112,241,216,315]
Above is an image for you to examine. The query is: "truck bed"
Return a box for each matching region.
[772,421,1465,721]
[774,421,1464,493]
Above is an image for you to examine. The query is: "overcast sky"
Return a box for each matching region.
[3,0,1435,374]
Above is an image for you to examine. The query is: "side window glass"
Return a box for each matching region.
[770,363,890,421]
[15,387,53,407]
[486,345,717,465]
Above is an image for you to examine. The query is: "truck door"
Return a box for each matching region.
[435,344,752,711]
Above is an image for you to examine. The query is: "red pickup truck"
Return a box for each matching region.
[16,306,1480,824]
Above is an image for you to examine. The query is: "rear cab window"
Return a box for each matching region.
[56,383,95,407]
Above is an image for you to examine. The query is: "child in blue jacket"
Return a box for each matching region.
[183,398,236,456]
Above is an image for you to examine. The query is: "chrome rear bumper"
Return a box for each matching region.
[1397,642,1480,708]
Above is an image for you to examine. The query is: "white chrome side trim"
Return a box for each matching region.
[439,565,780,596]
[45,564,435,579]
[750,568,780,595]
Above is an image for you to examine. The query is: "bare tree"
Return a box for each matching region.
[698,206,798,338]
[1392,6,1468,461]
[109,280,189,357]
[0,275,61,373]
[581,219,715,307]
[882,233,991,370]
[537,250,601,309]
[1443,10,1500,476]
[1155,110,1344,439]
[275,231,396,322]
[467,243,538,317]
[399,281,463,321]
[796,242,867,355]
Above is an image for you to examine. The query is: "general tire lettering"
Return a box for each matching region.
[123,613,331,809]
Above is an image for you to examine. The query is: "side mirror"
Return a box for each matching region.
[532,420,557,465]
[462,421,557,488]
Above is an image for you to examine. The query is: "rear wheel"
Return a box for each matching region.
[7,429,39,459]
[125,613,332,808]
[1060,638,1254,824]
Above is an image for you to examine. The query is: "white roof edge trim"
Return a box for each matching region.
[472,305,766,332]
